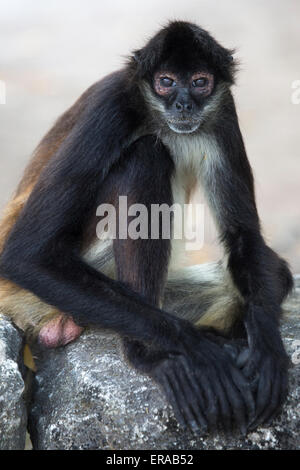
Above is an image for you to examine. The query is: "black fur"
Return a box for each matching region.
[0,21,293,433]
[131,21,236,83]
[208,92,293,429]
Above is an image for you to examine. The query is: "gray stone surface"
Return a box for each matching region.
[0,315,27,450]
[28,279,300,450]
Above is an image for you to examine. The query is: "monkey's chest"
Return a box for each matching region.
[162,133,208,205]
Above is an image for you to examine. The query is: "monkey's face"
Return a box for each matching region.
[151,69,215,134]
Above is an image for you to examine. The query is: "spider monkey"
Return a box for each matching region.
[0,21,293,434]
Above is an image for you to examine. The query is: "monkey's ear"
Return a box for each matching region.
[224,49,238,82]
[208,42,237,83]
[131,37,163,78]
[131,47,158,77]
[131,49,148,77]
[133,50,141,64]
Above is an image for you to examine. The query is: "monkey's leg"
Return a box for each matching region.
[111,145,172,306]
[0,279,83,347]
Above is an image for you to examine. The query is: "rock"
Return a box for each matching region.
[0,314,27,450]
[28,279,300,450]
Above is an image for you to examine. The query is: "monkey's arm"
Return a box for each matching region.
[0,89,177,346]
[208,99,293,429]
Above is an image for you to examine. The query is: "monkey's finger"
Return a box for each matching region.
[264,371,288,427]
[166,368,200,431]
[236,348,251,369]
[179,356,208,423]
[252,367,280,429]
[196,371,220,431]
[178,359,208,431]
[247,359,275,431]
[253,359,273,424]
[220,371,248,435]
[241,351,260,381]
[157,372,188,429]
[228,365,256,422]
[251,368,287,430]
[210,372,232,432]
[203,362,233,432]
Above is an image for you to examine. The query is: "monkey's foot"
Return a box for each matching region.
[38,314,84,348]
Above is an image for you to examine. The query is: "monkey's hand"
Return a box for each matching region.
[241,304,290,431]
[122,325,255,434]
[122,337,209,432]
[177,325,255,434]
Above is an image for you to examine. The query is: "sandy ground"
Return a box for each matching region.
[0,0,299,270]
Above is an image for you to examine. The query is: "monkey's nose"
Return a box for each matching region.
[175,102,193,112]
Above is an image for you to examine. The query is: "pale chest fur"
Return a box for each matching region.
[161,131,220,204]
[161,131,221,269]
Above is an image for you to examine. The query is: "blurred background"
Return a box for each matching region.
[0,0,299,270]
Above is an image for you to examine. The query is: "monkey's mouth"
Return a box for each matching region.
[167,119,201,134]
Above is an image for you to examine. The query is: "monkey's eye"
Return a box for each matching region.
[192,78,207,87]
[160,77,175,87]
[154,72,177,96]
